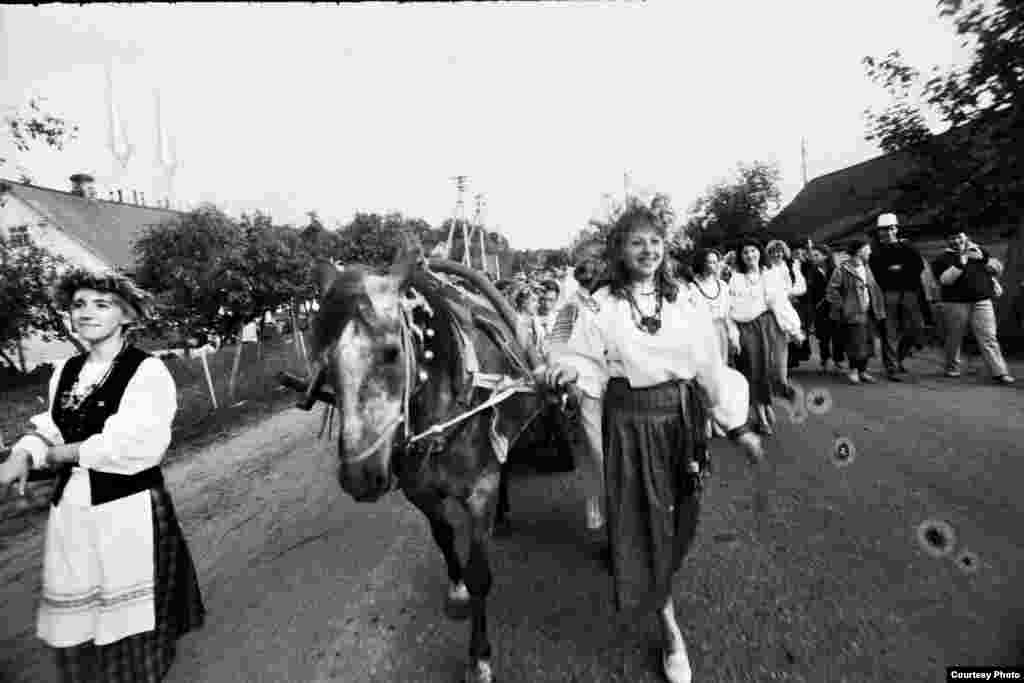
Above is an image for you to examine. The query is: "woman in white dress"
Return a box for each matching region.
[728,239,805,436]
[763,240,807,387]
[535,206,763,683]
[0,269,204,683]
[689,248,739,367]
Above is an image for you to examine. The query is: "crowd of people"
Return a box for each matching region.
[506,207,1016,682]
[0,207,1014,683]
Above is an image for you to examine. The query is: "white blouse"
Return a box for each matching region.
[728,271,772,323]
[689,276,733,322]
[555,287,749,431]
[764,262,807,298]
[14,356,177,506]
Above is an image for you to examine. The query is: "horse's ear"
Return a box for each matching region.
[314,259,340,295]
[390,233,425,286]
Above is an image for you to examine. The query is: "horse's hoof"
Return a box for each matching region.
[444,581,471,621]
[464,659,494,683]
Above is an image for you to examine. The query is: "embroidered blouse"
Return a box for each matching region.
[554,286,749,430]
[764,262,807,298]
[728,269,804,338]
[14,356,177,506]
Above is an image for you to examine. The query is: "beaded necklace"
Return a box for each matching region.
[623,287,663,335]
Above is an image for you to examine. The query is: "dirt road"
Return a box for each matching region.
[3,347,1024,682]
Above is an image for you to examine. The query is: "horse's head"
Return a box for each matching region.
[312,252,419,502]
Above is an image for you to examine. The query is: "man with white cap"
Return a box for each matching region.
[868,213,926,380]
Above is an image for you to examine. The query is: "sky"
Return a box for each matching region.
[1,2,970,249]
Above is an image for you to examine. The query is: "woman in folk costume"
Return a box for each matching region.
[763,240,808,383]
[689,248,739,367]
[827,240,886,384]
[728,238,805,436]
[534,206,763,683]
[0,269,204,683]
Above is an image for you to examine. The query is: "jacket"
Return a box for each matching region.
[931,243,996,303]
[827,260,886,324]
[870,240,925,292]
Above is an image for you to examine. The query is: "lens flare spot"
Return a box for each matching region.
[954,549,979,574]
[915,519,957,559]
[806,388,833,415]
[830,437,857,468]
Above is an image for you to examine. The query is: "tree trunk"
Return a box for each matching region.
[227,328,246,404]
[16,337,27,373]
[47,304,86,355]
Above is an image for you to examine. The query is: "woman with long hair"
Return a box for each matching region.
[728,238,804,436]
[535,206,763,683]
[690,248,739,367]
[764,240,808,384]
[0,268,205,683]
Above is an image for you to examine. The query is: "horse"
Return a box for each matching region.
[287,252,552,683]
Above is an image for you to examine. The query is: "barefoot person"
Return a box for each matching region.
[0,269,205,683]
[534,206,763,683]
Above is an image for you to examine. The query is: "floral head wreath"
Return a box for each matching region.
[53,268,155,322]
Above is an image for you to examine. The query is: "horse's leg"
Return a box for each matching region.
[462,471,499,683]
[404,489,471,620]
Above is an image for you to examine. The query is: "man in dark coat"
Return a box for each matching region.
[869,213,926,381]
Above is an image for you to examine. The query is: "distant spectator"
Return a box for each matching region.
[868,213,926,381]
[805,245,845,374]
[828,240,886,384]
[514,287,544,353]
[931,227,1014,384]
[536,280,561,347]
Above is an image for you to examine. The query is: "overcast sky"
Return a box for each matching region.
[1,2,968,248]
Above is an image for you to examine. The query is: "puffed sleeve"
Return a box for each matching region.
[13,359,67,469]
[77,357,177,475]
[767,274,804,338]
[691,306,749,430]
[555,296,610,399]
[790,264,807,297]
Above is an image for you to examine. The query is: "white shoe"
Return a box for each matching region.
[586,499,605,531]
[663,644,692,683]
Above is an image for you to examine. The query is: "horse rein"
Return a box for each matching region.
[338,288,537,467]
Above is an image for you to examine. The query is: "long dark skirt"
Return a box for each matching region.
[54,487,205,683]
[842,317,878,364]
[735,311,786,406]
[603,378,706,612]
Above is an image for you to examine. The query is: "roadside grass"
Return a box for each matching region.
[0,335,311,523]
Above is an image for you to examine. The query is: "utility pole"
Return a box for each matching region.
[447,175,468,261]
[472,193,487,274]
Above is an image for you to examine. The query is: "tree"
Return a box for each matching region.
[0,235,79,370]
[132,205,251,342]
[2,98,79,183]
[862,0,1023,228]
[335,212,433,268]
[684,161,783,248]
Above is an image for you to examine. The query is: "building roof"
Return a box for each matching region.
[767,148,938,246]
[0,178,185,269]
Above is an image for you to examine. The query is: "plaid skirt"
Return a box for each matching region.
[53,487,205,683]
[603,378,706,612]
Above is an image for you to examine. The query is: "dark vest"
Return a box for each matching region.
[50,345,165,506]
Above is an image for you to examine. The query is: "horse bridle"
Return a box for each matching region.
[335,286,537,467]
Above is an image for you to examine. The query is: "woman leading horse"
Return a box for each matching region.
[534,205,763,683]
